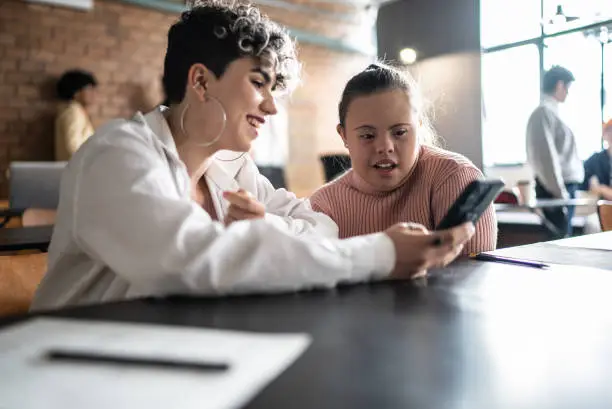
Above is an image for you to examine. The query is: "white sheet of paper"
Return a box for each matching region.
[550,233,612,251]
[0,317,310,409]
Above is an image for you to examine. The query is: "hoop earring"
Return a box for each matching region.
[216,151,248,162]
[179,95,227,147]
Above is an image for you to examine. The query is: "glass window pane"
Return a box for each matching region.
[543,0,612,35]
[544,33,603,159]
[482,45,540,166]
[481,0,541,48]
[605,42,612,122]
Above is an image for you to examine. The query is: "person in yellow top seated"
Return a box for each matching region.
[55,69,98,161]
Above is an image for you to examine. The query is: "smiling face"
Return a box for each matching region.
[183,57,279,152]
[339,89,420,192]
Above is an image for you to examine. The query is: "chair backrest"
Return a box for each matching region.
[9,161,67,209]
[494,190,519,204]
[0,252,47,317]
[256,166,287,189]
[319,154,351,182]
[598,203,612,231]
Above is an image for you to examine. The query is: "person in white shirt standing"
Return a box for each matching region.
[526,65,584,238]
[31,0,473,311]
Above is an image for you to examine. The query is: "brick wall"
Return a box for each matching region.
[0,0,374,197]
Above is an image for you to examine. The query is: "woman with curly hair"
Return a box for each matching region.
[32,0,473,310]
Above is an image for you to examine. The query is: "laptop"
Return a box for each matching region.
[8,161,67,210]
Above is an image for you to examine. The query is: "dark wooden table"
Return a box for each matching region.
[3,258,612,408]
[496,210,587,248]
[0,226,53,252]
[0,207,24,228]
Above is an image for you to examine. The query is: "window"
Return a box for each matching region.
[481,1,612,166]
[605,42,612,121]
[542,0,612,35]
[480,0,541,48]
[482,46,540,165]
[544,33,603,159]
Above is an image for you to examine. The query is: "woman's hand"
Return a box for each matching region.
[223,189,265,226]
[385,222,475,279]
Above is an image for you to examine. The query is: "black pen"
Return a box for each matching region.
[471,253,549,269]
[45,349,230,372]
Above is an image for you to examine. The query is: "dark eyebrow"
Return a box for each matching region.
[353,125,376,131]
[251,67,272,85]
[390,123,413,129]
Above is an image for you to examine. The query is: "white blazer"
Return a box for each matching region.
[31,107,395,310]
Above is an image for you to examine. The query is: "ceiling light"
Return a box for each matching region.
[399,48,417,65]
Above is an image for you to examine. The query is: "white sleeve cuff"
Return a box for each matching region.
[341,232,396,281]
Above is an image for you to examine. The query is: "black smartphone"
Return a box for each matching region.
[435,179,505,230]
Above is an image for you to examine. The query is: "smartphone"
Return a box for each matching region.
[435,179,505,230]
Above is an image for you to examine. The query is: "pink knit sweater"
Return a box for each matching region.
[310,145,497,255]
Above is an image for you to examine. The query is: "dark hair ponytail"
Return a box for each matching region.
[337,61,438,145]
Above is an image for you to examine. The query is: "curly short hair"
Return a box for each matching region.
[162,0,300,104]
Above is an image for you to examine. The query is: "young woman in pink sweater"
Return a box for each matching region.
[310,63,497,255]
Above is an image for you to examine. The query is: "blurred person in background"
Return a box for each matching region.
[55,69,98,161]
[583,119,612,200]
[526,65,583,238]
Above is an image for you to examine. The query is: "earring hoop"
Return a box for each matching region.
[179,94,227,147]
[216,151,248,162]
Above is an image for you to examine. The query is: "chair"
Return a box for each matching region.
[494,190,519,205]
[319,154,351,182]
[598,202,612,231]
[9,161,67,210]
[256,166,287,189]
[0,252,47,316]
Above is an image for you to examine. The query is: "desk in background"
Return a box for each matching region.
[0,226,53,253]
[495,198,600,247]
[496,210,587,248]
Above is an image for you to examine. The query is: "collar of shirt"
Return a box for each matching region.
[138,106,243,193]
[541,94,560,114]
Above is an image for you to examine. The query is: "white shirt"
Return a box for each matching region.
[526,95,584,198]
[31,107,395,310]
